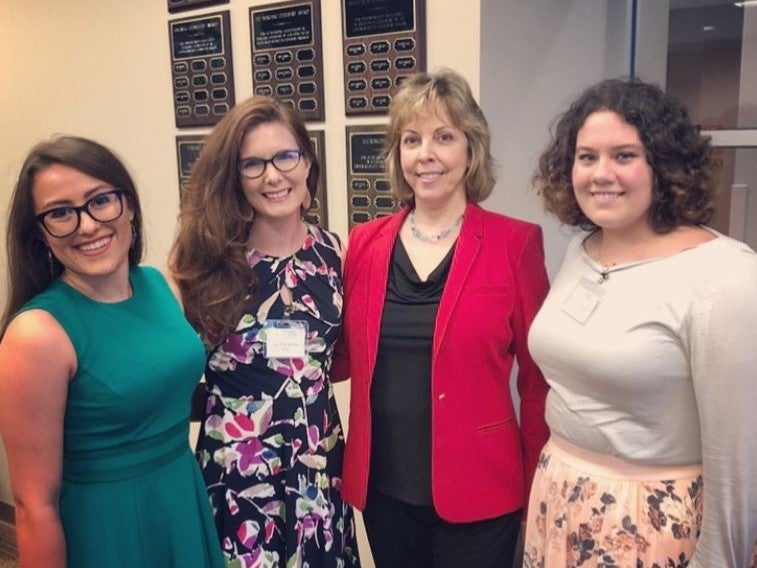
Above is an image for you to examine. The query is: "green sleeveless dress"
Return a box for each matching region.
[20,266,223,567]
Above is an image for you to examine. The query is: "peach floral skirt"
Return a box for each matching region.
[523,436,703,568]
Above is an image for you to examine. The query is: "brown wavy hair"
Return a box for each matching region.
[533,78,719,232]
[170,96,319,345]
[385,68,495,204]
[2,136,144,337]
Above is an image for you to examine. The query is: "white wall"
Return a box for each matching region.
[0,1,480,564]
[635,0,670,87]
[480,0,632,278]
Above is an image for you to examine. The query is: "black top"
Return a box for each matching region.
[370,237,455,506]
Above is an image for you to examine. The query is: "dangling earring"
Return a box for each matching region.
[47,247,56,279]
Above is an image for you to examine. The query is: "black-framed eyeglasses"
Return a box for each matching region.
[237,149,302,179]
[36,188,126,238]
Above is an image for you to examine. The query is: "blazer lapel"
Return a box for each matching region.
[433,203,483,358]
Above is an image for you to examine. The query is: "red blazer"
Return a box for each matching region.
[333,203,550,522]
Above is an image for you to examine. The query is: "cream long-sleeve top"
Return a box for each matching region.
[528,228,757,568]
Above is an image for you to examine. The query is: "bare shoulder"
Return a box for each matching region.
[3,309,69,346]
[0,309,76,383]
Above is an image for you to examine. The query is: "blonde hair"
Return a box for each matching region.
[385,68,495,203]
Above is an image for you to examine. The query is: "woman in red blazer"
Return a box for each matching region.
[332,69,550,567]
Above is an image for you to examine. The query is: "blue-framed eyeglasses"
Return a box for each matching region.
[237,149,302,179]
[36,188,126,238]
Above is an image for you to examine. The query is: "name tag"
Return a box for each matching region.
[561,277,605,325]
[262,320,308,359]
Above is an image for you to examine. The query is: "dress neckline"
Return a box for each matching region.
[247,223,316,265]
[58,267,137,305]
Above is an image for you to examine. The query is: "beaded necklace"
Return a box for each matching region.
[408,211,463,243]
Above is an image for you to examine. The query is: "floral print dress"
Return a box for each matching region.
[196,225,360,568]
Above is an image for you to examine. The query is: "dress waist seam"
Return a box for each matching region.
[63,421,190,484]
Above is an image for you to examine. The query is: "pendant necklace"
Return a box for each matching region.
[595,234,654,284]
[596,241,617,284]
[408,211,463,243]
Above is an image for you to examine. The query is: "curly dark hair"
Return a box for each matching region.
[532,78,719,233]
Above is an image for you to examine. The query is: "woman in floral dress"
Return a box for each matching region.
[171,96,360,568]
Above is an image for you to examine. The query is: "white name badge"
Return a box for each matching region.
[561,277,606,325]
[262,320,308,359]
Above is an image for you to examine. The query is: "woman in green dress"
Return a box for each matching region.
[0,136,224,567]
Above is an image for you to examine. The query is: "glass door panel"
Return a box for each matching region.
[667,1,757,130]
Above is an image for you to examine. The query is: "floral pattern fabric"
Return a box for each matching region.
[524,438,703,568]
[197,225,360,568]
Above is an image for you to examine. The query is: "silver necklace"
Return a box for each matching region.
[408,211,463,243]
